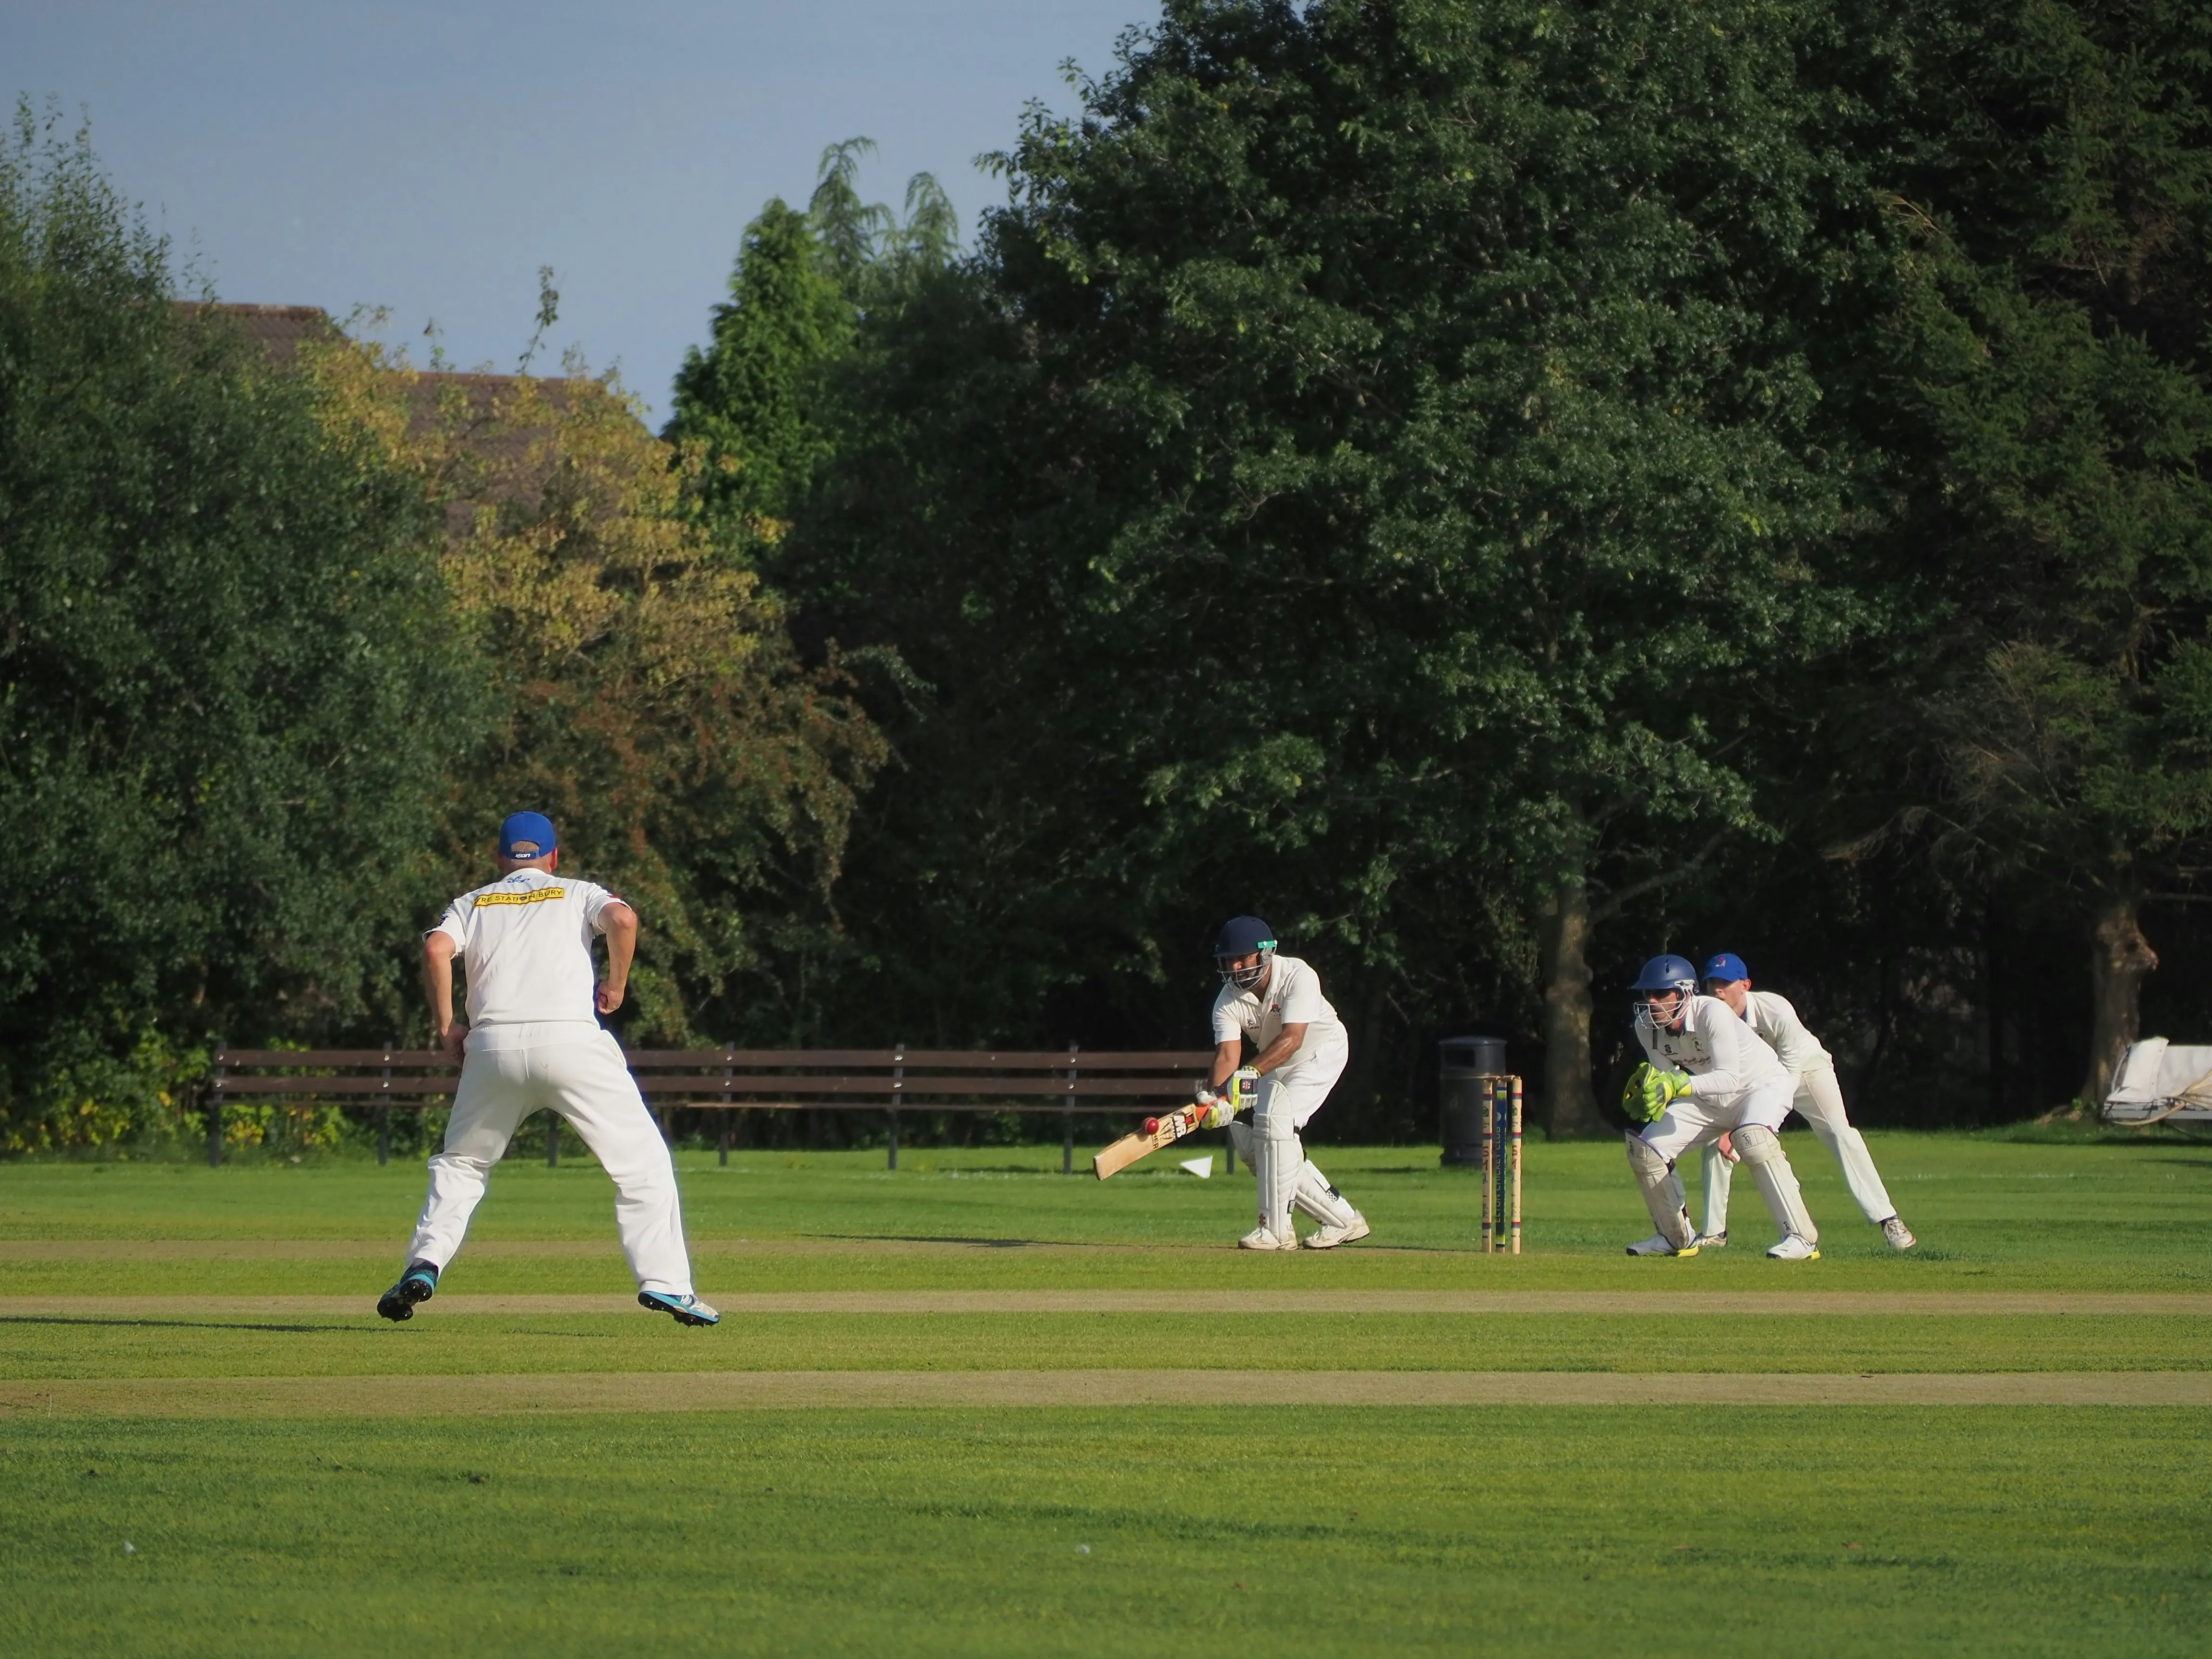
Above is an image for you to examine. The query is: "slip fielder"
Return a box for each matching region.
[1207,916,1369,1250]
[1695,952,1915,1251]
[1620,953,1822,1260]
[376,812,717,1326]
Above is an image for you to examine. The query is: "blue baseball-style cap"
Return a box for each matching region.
[1703,951,1751,985]
[499,812,558,859]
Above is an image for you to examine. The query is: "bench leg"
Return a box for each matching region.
[207,1104,222,1169]
[719,1115,730,1166]
[377,1106,390,1167]
[547,1116,559,1169]
[1062,1106,1073,1176]
[888,1109,899,1170]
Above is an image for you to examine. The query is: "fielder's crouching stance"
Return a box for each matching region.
[377,813,717,1327]
[1206,916,1368,1251]
[1694,953,1914,1252]
[1621,953,1820,1262]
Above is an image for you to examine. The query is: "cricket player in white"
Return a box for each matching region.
[1694,952,1915,1251]
[1205,915,1368,1250]
[376,812,717,1326]
[1620,953,1821,1260]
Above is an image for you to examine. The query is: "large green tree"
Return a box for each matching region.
[792,0,1862,1130]
[0,111,483,1149]
[1832,0,2212,1106]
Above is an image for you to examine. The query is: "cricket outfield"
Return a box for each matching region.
[2,1130,2206,1655]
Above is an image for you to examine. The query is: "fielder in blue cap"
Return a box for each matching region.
[1695,952,1915,1251]
[376,814,720,1328]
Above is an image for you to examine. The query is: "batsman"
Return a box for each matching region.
[1206,916,1368,1250]
[1620,953,1822,1260]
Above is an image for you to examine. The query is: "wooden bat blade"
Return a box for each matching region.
[1091,1132,1161,1180]
[1091,1101,1209,1180]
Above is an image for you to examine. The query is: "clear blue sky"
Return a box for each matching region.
[4,1,1151,416]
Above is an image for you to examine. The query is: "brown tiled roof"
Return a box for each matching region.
[176,302,344,365]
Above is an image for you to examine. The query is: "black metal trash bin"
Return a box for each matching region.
[1440,1035,1508,1166]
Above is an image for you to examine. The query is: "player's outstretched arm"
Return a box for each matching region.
[598,901,638,1014]
[423,932,466,1059]
[1249,1022,1308,1076]
[1208,1038,1243,1092]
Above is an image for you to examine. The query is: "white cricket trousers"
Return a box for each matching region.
[1702,1062,1896,1231]
[406,1031,695,1296]
[1226,1047,1359,1238]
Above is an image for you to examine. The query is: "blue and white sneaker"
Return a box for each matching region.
[376,1260,439,1322]
[639,1290,720,1327]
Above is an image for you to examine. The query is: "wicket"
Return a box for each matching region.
[1479,1074,1524,1254]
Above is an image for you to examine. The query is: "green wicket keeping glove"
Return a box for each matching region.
[1622,1062,1693,1124]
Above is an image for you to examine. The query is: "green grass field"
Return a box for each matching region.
[3,1129,2209,1655]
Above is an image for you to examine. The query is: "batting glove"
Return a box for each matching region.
[1228,1066,1261,1114]
[1622,1062,1693,1123]
[1194,1088,1231,1131]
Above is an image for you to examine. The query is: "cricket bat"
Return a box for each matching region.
[1093,1098,1214,1180]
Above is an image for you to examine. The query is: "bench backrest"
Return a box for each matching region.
[209,1047,1214,1108]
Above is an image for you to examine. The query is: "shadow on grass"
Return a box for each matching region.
[0,1315,363,1334]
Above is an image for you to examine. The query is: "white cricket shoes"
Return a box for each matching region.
[1766,1235,1820,1261]
[1882,1216,1916,1251]
[1304,1213,1370,1250]
[1692,1230,1728,1250]
[1237,1226,1300,1251]
[1625,1233,1699,1258]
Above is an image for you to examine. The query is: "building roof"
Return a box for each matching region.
[176,302,345,365]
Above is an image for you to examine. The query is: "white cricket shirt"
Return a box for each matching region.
[1212,955,1348,1070]
[1636,994,1791,1099]
[429,866,625,1050]
[1738,989,1834,1078]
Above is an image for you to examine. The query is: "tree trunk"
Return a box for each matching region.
[1537,880,1606,1138]
[2083,892,2158,1107]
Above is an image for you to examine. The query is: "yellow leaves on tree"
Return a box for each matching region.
[305,335,886,1043]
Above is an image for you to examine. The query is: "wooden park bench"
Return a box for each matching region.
[205,1044,1217,1173]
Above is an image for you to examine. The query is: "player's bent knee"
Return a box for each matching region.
[1733,1124,1782,1164]
[1625,1132,1671,1181]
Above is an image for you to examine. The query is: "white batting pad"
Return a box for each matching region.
[1733,1124,1818,1245]
[1625,1132,1695,1248]
[1291,1160,1357,1228]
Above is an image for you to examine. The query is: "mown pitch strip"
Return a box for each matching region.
[2,1289,2208,1315]
[4,1367,2210,1415]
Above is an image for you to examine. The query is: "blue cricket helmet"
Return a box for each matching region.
[1703,951,1750,985]
[1630,953,1698,1032]
[1214,915,1277,991]
[1630,954,1698,993]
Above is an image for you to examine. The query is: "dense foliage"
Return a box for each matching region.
[0,111,481,1150]
[8,0,2209,1152]
[769,0,2212,1136]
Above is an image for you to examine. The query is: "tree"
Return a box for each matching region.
[668,143,964,565]
[0,109,483,1149]
[793,0,1861,1131]
[1859,0,2212,1105]
[307,337,888,1047]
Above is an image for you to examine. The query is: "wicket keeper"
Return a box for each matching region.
[1207,916,1368,1250]
[1621,953,1822,1260]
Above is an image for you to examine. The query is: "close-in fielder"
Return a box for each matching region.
[376,812,717,1326]
[1694,952,1915,1252]
[1621,953,1822,1260]
[1204,916,1369,1250]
